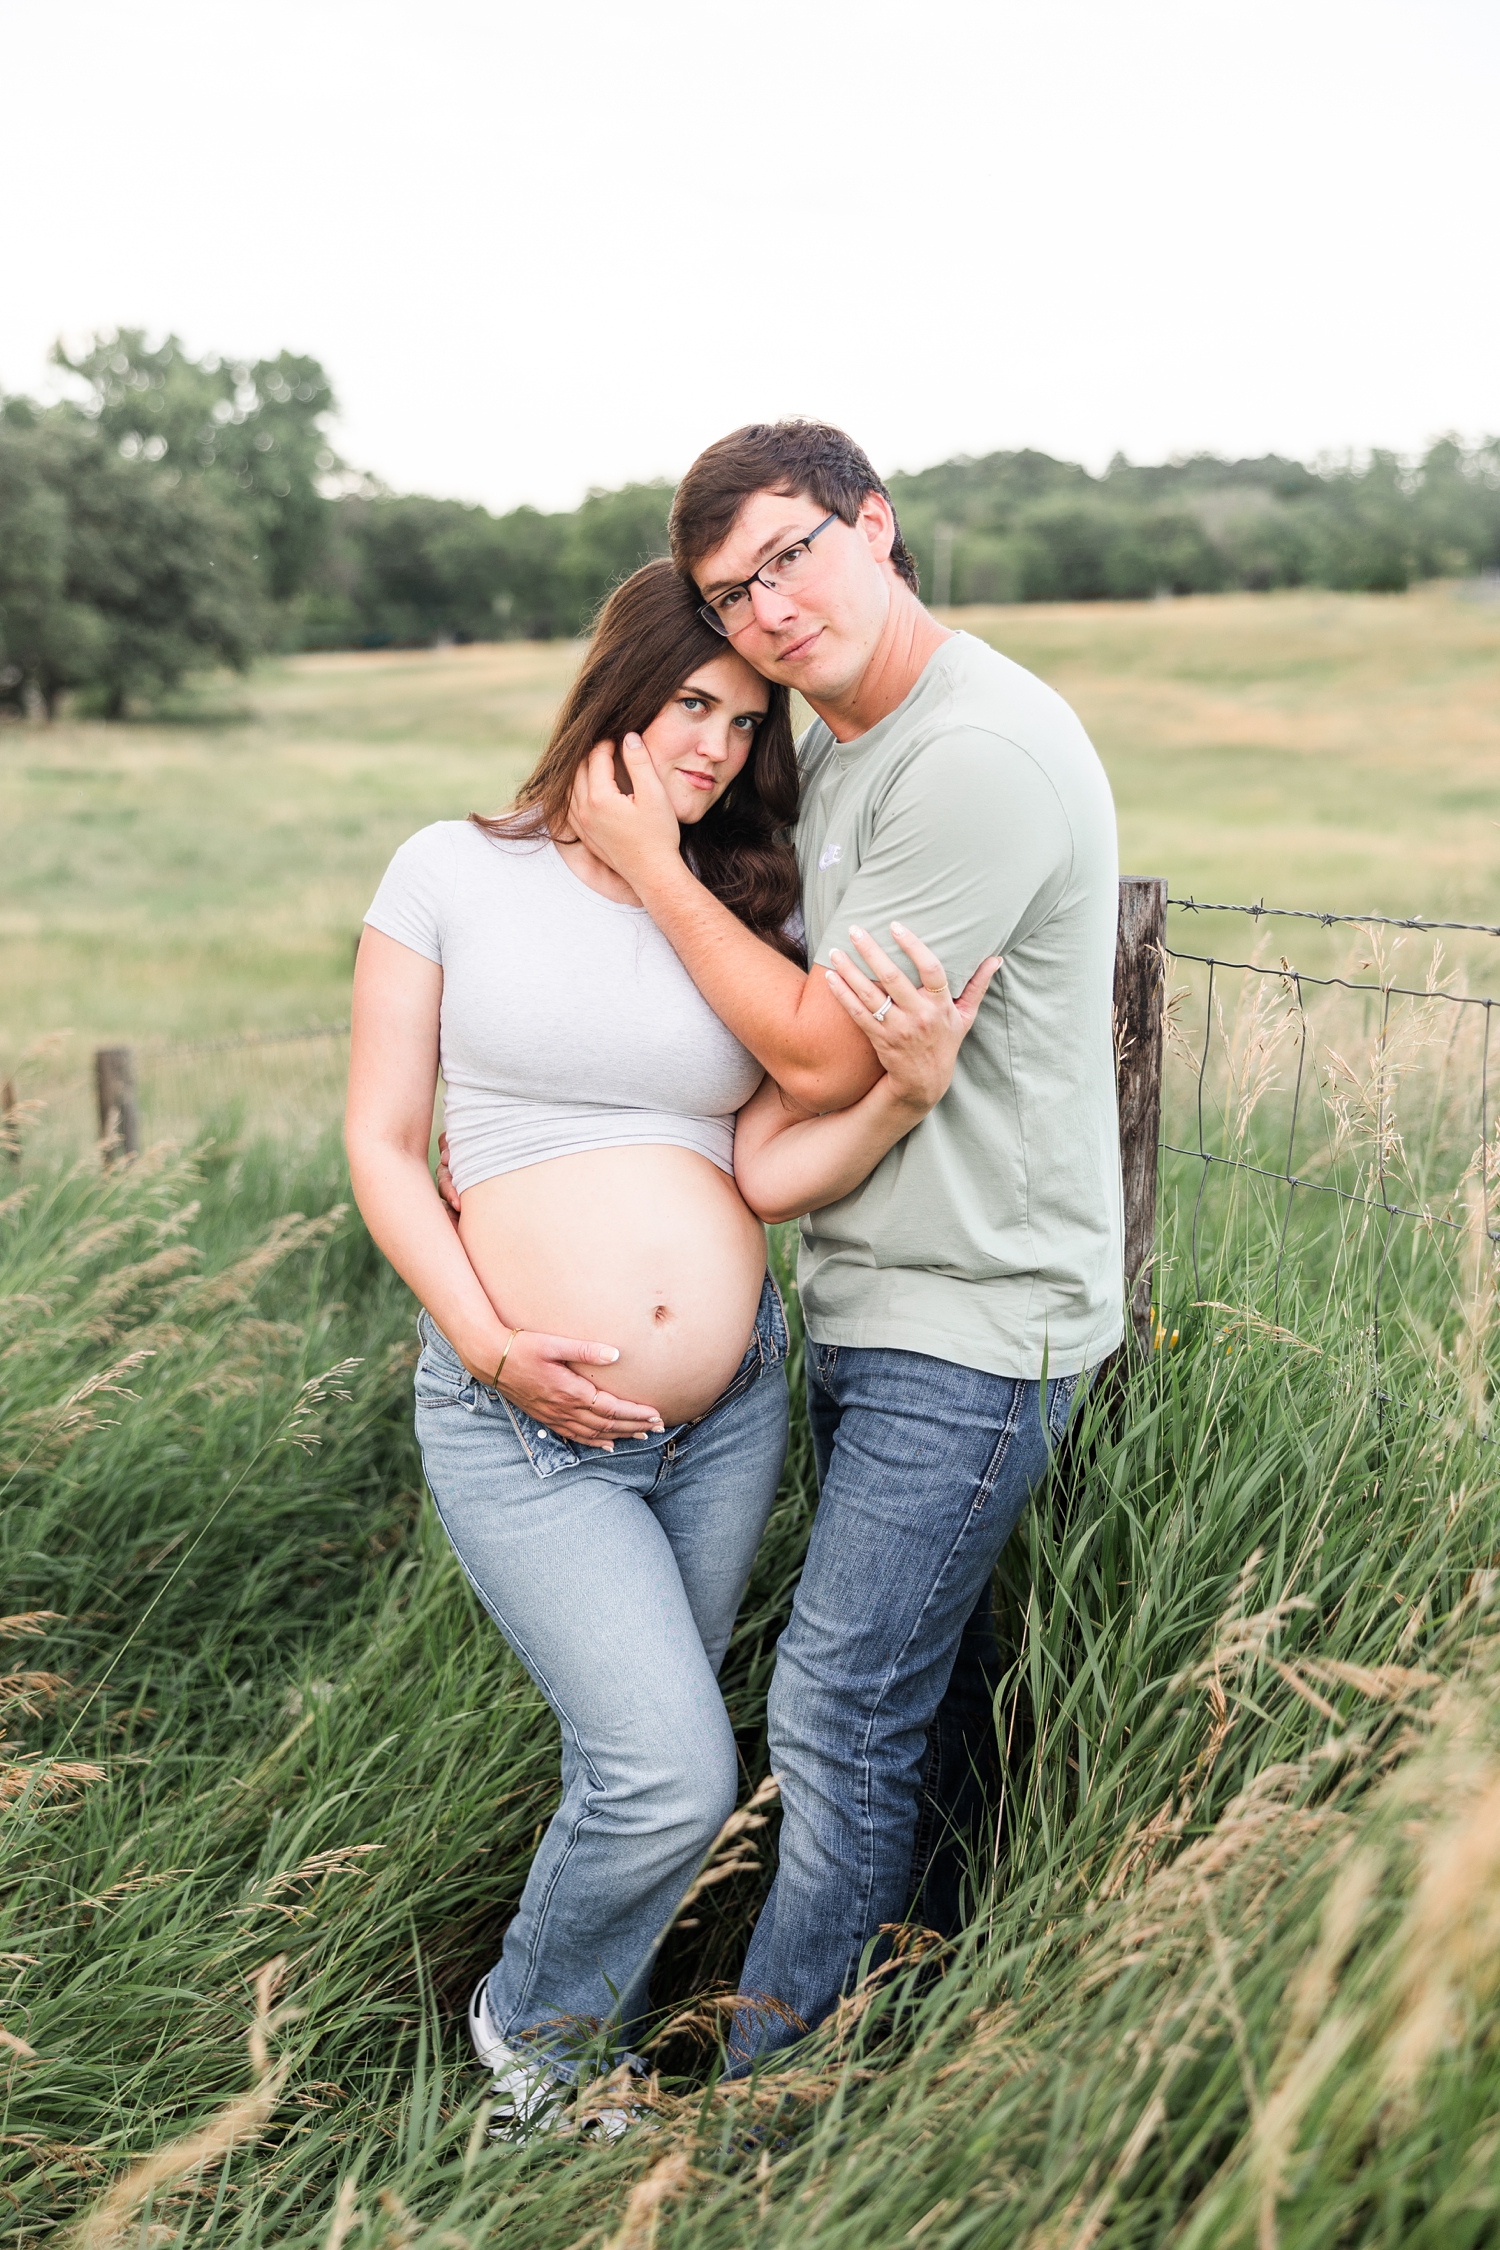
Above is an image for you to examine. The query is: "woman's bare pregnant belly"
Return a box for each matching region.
[458,1145,768,1426]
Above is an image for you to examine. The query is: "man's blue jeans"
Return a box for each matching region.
[733,1340,1080,2066]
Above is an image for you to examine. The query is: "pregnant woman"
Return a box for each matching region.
[346,560,995,2133]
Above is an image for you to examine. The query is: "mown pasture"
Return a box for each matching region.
[3,586,1499,2248]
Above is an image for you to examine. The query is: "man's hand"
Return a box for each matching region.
[824,922,1000,1114]
[462,1329,666,1450]
[435,1130,460,1218]
[567,736,680,885]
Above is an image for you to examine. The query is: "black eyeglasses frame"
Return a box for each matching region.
[697,513,840,636]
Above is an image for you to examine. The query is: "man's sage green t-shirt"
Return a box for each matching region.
[794,630,1124,1379]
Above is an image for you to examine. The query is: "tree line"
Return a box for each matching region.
[890,444,1500,605]
[3,329,1498,717]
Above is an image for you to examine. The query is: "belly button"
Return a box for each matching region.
[652,1304,672,1325]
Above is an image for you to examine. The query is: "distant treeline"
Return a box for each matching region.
[300,436,1500,647]
[3,329,1499,716]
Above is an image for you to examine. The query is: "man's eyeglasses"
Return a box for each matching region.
[698,514,839,636]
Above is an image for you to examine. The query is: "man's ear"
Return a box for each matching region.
[857,491,897,565]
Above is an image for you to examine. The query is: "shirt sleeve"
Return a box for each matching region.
[814,728,1074,988]
[363,823,454,965]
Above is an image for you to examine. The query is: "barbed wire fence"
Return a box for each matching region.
[1168,900,1500,940]
[1146,892,1497,1434]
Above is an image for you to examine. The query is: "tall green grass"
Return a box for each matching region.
[3,1115,1497,2249]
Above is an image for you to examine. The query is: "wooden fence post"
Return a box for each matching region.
[1,1078,18,1167]
[95,1046,140,1163]
[1114,878,1167,1357]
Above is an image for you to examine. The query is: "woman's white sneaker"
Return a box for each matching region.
[573,2063,651,2141]
[467,1980,649,2140]
[467,1981,567,2138]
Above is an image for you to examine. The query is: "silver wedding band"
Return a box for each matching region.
[871,995,894,1023]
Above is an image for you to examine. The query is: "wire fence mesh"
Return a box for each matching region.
[3,1022,353,1162]
[1159,897,1497,1430]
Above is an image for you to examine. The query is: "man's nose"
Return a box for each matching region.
[749,577,796,629]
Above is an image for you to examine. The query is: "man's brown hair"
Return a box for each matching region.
[669,419,919,595]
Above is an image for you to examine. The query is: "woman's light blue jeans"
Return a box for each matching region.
[414,1272,789,2071]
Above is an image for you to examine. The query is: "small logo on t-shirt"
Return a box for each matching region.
[818,841,843,871]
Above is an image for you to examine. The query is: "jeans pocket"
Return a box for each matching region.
[1046,1372,1081,1444]
[974,1383,1027,1508]
[415,1334,473,1411]
[499,1396,582,1478]
[764,1275,791,1366]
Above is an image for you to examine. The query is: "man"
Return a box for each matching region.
[568,419,1125,2061]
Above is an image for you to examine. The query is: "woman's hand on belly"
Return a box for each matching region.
[484,1331,667,1449]
[459,1145,769,1427]
[437,1134,667,1442]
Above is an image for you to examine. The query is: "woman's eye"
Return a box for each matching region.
[680,697,704,713]
[733,715,759,731]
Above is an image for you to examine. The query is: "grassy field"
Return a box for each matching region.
[986,584,1500,920]
[3,586,1499,2247]
[3,1122,1497,2248]
[2,584,1497,1069]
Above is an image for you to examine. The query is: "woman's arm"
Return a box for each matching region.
[734,924,1000,1226]
[346,928,664,1446]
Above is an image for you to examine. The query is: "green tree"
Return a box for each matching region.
[489,505,572,638]
[1305,452,1414,593]
[300,485,671,650]
[1411,436,1500,575]
[0,401,266,718]
[1102,505,1226,599]
[890,450,1094,596]
[0,403,106,715]
[54,331,338,602]
[1190,489,1312,590]
[559,481,673,621]
[946,533,1026,605]
[301,495,532,648]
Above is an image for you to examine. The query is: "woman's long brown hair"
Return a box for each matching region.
[471,559,803,963]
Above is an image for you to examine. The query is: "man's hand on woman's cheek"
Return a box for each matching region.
[568,737,680,876]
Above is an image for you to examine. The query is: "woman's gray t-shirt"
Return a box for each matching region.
[363,821,764,1196]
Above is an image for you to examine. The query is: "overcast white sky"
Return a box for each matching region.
[3,0,1494,512]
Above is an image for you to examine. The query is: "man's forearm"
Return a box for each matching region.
[633,854,879,1111]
